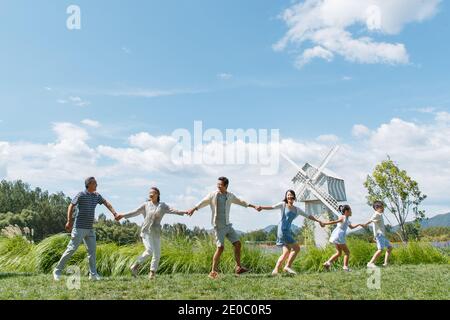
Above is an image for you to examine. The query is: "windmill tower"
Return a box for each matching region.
[282,146,347,247]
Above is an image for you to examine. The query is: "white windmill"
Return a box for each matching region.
[282,146,347,247]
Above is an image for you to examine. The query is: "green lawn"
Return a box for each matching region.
[0,264,449,300]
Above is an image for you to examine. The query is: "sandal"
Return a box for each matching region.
[235,266,250,275]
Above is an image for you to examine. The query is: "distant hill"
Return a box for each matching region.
[391,212,450,231]
[350,212,450,235]
[258,224,300,234]
[420,213,450,228]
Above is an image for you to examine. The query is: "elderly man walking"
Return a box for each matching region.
[53,177,118,281]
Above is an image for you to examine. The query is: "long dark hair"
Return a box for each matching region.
[149,187,161,202]
[283,189,297,203]
[338,205,351,215]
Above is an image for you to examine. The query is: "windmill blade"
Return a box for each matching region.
[307,184,341,216]
[293,183,309,200]
[282,153,311,196]
[311,145,340,182]
[281,153,307,174]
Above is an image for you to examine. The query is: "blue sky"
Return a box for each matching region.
[1,0,449,231]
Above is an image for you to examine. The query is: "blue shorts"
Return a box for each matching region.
[376,234,392,250]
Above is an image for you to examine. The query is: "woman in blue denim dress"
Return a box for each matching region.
[257,190,324,275]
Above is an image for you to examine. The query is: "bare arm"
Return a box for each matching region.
[308,215,323,224]
[362,217,377,228]
[103,200,118,218]
[322,216,345,226]
[65,203,75,232]
[258,206,277,211]
[349,223,364,230]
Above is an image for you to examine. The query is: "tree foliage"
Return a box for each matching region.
[364,158,427,242]
[0,180,70,241]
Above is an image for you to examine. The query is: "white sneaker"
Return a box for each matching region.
[89,273,102,281]
[130,264,139,277]
[271,269,280,276]
[343,267,352,272]
[53,270,61,281]
[283,267,297,275]
[367,263,377,269]
[323,262,331,270]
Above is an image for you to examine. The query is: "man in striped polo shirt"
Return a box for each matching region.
[53,177,118,281]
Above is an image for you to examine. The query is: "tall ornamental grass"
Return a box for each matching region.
[0,234,448,275]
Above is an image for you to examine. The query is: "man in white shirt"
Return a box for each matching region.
[188,177,259,279]
[363,201,393,268]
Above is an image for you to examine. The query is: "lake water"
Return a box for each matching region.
[246,240,450,254]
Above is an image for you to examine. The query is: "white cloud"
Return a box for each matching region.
[217,73,233,80]
[128,132,177,151]
[1,114,449,230]
[435,111,450,123]
[109,88,204,98]
[316,134,339,143]
[69,96,91,107]
[352,124,371,138]
[296,46,334,68]
[122,46,132,54]
[81,119,101,128]
[58,96,90,107]
[275,0,440,67]
[342,76,352,81]
[416,106,436,113]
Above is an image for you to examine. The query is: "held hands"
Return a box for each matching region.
[255,206,262,212]
[186,208,196,216]
[115,214,124,222]
[65,221,73,232]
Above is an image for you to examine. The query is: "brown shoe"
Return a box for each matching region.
[235,266,250,275]
[208,271,219,280]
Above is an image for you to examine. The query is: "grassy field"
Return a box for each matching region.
[1,234,449,275]
[0,264,449,300]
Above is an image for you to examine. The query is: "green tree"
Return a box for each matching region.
[0,180,71,241]
[94,213,141,245]
[364,158,427,242]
